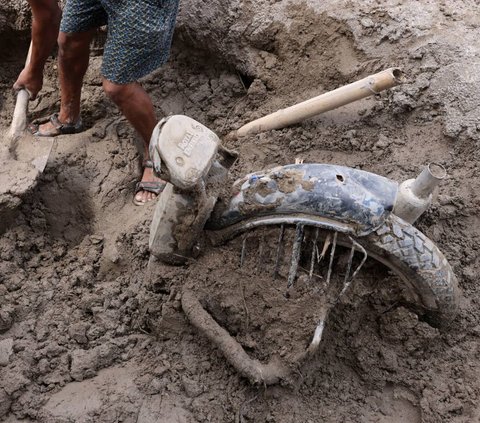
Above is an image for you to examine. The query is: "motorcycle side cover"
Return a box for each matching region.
[206,164,398,236]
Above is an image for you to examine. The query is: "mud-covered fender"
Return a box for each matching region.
[206,164,398,236]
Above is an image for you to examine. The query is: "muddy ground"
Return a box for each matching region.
[1,0,480,422]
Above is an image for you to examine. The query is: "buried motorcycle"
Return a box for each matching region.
[146,71,459,385]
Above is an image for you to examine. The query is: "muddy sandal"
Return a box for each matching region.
[133,160,167,206]
[29,113,84,137]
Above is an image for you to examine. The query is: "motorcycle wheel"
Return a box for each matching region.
[209,213,460,329]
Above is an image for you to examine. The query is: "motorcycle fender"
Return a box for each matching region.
[206,164,398,236]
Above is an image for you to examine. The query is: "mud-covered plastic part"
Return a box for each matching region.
[149,182,217,264]
[149,115,221,190]
[206,164,398,236]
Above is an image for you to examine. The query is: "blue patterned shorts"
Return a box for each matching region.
[60,0,179,84]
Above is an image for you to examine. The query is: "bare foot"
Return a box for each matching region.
[134,166,166,205]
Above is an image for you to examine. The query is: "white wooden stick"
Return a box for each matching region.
[231,68,403,138]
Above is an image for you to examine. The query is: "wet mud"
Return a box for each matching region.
[1,1,480,422]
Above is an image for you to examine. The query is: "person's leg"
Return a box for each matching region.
[13,0,61,99]
[99,0,179,204]
[34,30,95,134]
[30,0,107,136]
[102,78,162,204]
[102,80,156,144]
[58,30,96,123]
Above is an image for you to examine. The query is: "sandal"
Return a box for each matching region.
[133,160,167,206]
[29,113,84,137]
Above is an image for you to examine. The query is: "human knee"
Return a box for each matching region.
[58,32,91,60]
[102,79,130,104]
[57,32,74,55]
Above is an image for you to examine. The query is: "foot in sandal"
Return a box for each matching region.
[133,160,166,206]
[29,113,84,137]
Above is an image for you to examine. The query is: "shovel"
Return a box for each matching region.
[7,42,55,172]
[0,42,55,233]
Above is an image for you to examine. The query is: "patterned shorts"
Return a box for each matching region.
[60,0,179,84]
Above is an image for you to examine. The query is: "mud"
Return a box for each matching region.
[1,0,480,422]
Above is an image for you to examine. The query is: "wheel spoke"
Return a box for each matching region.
[240,235,247,267]
[346,238,368,286]
[273,224,285,279]
[309,227,319,281]
[286,224,304,290]
[325,231,338,287]
[343,243,356,286]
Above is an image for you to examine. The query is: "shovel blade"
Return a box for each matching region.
[8,87,54,173]
[14,133,54,172]
[0,133,54,234]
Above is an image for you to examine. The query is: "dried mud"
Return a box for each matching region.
[1,1,480,422]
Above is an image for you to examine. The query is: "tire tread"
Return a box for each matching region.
[368,214,459,327]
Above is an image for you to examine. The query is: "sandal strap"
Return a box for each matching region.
[143,159,154,168]
[50,113,64,130]
[50,113,83,131]
[29,113,84,137]
[135,180,166,195]
[31,113,59,126]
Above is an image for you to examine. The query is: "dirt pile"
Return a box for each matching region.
[1,0,480,422]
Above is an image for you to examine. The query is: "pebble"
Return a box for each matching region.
[147,377,167,395]
[360,18,374,28]
[0,338,13,366]
[182,376,203,398]
[153,364,170,376]
[0,309,13,333]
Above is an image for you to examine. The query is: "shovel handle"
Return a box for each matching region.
[8,89,30,143]
[8,41,33,145]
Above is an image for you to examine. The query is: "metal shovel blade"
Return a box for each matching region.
[0,86,55,233]
[14,133,54,172]
[0,130,54,234]
[8,88,54,172]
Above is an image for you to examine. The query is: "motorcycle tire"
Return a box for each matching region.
[210,213,460,329]
[355,213,459,328]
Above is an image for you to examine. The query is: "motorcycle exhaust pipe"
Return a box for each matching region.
[393,163,447,224]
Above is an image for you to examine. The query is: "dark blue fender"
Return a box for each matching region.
[206,164,398,236]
